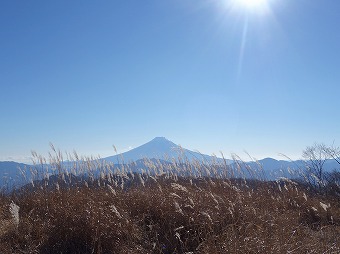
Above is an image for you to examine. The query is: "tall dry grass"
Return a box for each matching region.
[0,148,340,253]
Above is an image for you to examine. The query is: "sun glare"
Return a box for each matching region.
[239,0,267,8]
[232,0,269,12]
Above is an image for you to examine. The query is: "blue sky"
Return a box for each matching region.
[1,0,340,162]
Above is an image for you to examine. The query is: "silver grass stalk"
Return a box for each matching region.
[9,201,20,228]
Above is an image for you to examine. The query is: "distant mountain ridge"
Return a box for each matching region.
[1,137,340,188]
[0,161,31,189]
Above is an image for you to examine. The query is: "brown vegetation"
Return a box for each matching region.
[1,149,340,253]
[1,174,340,253]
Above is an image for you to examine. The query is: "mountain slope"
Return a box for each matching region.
[0,161,30,188]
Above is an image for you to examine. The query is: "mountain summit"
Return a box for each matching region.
[103,137,227,164]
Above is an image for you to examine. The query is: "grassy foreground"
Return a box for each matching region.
[0,154,340,253]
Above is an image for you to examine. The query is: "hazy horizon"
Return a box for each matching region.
[0,136,322,164]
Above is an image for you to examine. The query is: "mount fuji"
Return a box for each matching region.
[103,137,230,164]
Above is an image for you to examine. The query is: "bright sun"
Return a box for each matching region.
[237,0,268,10]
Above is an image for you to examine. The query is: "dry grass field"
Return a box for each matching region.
[0,153,340,253]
